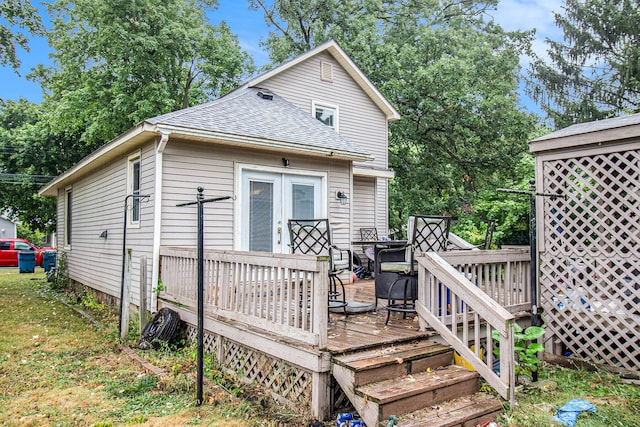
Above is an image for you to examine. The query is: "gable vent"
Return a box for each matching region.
[320,61,333,82]
[257,89,274,100]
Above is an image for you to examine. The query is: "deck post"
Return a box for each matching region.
[311,371,330,420]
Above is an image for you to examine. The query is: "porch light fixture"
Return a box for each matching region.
[282,157,290,167]
[99,230,108,239]
[336,191,348,205]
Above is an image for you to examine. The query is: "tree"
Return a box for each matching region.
[0,0,43,72]
[31,0,254,150]
[0,99,75,232]
[2,0,255,232]
[528,0,640,129]
[252,0,537,232]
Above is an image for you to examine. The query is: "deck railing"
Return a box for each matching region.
[440,249,531,315]
[159,247,329,348]
[416,250,528,405]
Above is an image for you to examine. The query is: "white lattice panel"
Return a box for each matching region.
[539,149,639,371]
[186,325,313,406]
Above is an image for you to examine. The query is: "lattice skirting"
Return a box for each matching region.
[540,148,639,372]
[185,325,314,410]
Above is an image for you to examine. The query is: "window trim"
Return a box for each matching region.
[311,100,339,131]
[64,186,72,249]
[127,151,142,228]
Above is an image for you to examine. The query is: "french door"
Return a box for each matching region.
[240,169,325,253]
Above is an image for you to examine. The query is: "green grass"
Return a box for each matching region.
[2,269,638,426]
[496,357,640,426]
[0,269,267,426]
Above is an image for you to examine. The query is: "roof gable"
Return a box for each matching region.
[247,40,400,122]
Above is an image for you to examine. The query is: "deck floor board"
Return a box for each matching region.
[327,279,432,353]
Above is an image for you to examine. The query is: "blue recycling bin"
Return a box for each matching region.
[18,251,36,273]
[42,250,57,273]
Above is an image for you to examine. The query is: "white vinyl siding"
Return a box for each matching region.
[59,141,156,306]
[161,140,352,251]
[258,51,389,170]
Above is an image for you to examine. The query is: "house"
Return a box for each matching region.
[39,41,528,424]
[39,39,400,311]
[0,214,17,239]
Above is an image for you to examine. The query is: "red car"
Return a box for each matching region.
[0,238,53,267]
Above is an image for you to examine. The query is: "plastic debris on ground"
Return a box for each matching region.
[335,412,363,427]
[551,398,596,426]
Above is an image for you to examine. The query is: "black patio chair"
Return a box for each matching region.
[288,219,351,313]
[359,227,378,274]
[376,215,452,324]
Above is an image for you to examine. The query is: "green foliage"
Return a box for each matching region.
[0,0,44,71]
[52,250,69,290]
[31,0,254,149]
[528,0,640,129]
[16,222,46,246]
[1,0,254,231]
[493,324,545,380]
[452,154,535,246]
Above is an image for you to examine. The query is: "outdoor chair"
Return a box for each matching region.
[288,219,352,313]
[359,227,378,274]
[376,215,452,324]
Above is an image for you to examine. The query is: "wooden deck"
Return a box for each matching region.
[327,278,433,354]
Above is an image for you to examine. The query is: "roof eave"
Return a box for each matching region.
[155,124,373,162]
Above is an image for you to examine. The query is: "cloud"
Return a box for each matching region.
[492,0,565,62]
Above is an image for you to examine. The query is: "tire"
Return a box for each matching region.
[138,307,180,350]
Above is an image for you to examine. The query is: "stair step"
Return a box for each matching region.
[397,393,504,427]
[333,340,453,386]
[357,365,480,420]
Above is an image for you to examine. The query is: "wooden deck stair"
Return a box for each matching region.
[331,339,504,427]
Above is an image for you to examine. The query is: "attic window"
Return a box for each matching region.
[312,101,339,131]
[257,89,274,100]
[320,61,333,82]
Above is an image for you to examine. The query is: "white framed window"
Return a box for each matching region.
[312,101,339,131]
[127,152,141,226]
[64,186,72,248]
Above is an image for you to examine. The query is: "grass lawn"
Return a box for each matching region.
[0,269,278,426]
[1,269,638,426]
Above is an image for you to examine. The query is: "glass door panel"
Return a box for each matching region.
[241,170,324,253]
[249,181,274,251]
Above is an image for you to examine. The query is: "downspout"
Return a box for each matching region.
[150,131,169,312]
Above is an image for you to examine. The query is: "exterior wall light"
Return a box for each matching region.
[337,191,348,205]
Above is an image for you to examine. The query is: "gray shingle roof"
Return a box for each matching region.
[532,113,640,142]
[146,87,369,156]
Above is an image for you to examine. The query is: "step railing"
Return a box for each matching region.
[159,247,329,348]
[440,249,531,315]
[416,252,516,405]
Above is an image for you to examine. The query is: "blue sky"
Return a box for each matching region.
[0,0,563,113]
